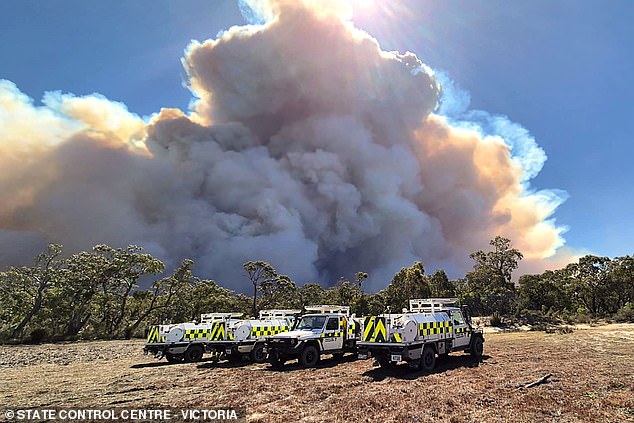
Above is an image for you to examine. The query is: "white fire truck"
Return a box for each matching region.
[265,305,363,368]
[144,312,243,363]
[356,298,484,371]
[207,309,301,363]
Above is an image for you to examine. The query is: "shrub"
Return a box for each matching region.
[489,313,503,327]
[615,303,634,323]
[28,328,47,343]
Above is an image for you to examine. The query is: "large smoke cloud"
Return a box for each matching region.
[0,0,568,290]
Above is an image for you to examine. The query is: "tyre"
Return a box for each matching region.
[250,343,267,363]
[268,351,285,369]
[299,345,320,368]
[165,353,184,363]
[420,345,436,371]
[378,356,396,368]
[228,353,243,363]
[470,336,484,358]
[184,345,204,363]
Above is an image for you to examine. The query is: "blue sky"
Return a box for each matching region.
[1,0,633,259]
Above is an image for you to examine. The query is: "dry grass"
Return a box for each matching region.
[0,324,633,422]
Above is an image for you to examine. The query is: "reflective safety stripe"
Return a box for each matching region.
[392,333,402,342]
[455,327,472,334]
[363,316,387,342]
[250,325,290,338]
[147,326,159,343]
[418,320,453,337]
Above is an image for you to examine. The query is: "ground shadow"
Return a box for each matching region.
[131,356,218,369]
[362,354,492,381]
[262,353,358,373]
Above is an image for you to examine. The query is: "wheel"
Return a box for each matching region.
[184,345,204,362]
[250,343,268,363]
[470,336,484,358]
[378,356,396,368]
[420,345,436,371]
[268,351,285,369]
[333,352,345,360]
[228,353,243,363]
[299,345,320,368]
[165,353,184,363]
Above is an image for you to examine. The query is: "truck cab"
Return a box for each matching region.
[265,305,361,368]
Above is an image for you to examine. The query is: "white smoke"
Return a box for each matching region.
[0,0,569,291]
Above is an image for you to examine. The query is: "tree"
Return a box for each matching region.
[298,283,327,308]
[123,259,193,338]
[243,261,277,317]
[9,244,64,339]
[429,270,455,298]
[259,274,299,310]
[517,270,569,313]
[91,244,164,338]
[383,262,430,312]
[566,255,613,315]
[464,236,523,315]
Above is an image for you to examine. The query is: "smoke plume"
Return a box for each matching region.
[0,0,568,290]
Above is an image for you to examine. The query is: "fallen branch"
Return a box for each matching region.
[518,373,553,390]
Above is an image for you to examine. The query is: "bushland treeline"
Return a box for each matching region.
[1,237,632,343]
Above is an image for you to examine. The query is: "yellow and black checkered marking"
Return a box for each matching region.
[184,322,226,341]
[184,328,211,340]
[455,327,471,334]
[363,316,387,342]
[251,325,290,338]
[348,321,356,338]
[147,326,160,343]
[321,331,343,337]
[418,321,453,337]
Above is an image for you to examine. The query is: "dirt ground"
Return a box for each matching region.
[1,324,633,422]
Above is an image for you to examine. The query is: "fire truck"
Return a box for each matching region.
[144,312,243,363]
[265,305,363,368]
[356,298,484,371]
[208,309,301,363]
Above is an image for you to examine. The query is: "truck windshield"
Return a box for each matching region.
[295,316,326,330]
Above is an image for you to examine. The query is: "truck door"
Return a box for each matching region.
[451,310,471,348]
[322,317,344,351]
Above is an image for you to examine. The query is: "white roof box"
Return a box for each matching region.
[304,305,350,315]
[409,298,458,313]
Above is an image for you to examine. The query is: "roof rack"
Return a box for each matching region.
[258,309,302,319]
[409,298,458,313]
[200,312,243,323]
[304,305,350,315]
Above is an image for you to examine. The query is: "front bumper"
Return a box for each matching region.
[265,338,302,356]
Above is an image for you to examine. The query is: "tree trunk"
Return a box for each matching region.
[12,285,45,339]
[252,283,257,318]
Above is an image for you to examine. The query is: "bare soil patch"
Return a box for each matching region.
[1,324,632,422]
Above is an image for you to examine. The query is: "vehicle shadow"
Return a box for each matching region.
[262,353,358,373]
[196,359,254,369]
[131,357,218,369]
[362,354,492,381]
